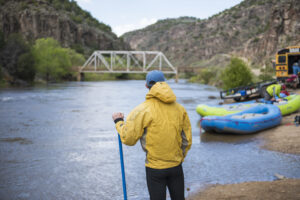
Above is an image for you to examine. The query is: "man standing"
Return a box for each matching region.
[112,70,192,200]
[293,62,300,75]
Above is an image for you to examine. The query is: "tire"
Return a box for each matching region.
[234,97,241,102]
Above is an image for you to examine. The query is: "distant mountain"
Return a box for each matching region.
[122,0,300,69]
[0,0,128,55]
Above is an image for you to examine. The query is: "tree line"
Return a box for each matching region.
[189,57,275,89]
[0,33,85,85]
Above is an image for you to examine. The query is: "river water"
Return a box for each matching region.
[0,80,299,200]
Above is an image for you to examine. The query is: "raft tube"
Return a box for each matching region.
[196,102,258,117]
[196,94,300,117]
[201,104,282,134]
[273,95,300,116]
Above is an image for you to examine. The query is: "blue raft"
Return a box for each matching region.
[200,104,282,134]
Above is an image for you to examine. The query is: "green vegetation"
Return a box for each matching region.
[0,34,35,83]
[0,64,3,86]
[0,0,6,6]
[48,0,112,33]
[240,0,273,7]
[0,35,85,84]
[0,31,4,83]
[0,34,149,85]
[84,73,118,81]
[84,73,146,81]
[32,38,84,82]
[189,67,220,85]
[188,57,277,88]
[0,31,4,49]
[71,43,85,54]
[258,63,275,81]
[221,57,254,90]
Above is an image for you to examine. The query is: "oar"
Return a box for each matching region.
[118,133,128,200]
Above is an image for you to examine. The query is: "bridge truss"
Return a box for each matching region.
[80,51,177,75]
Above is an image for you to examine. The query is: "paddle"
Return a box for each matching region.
[118,133,128,200]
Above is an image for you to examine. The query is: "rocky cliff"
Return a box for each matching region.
[123,0,300,69]
[0,0,128,55]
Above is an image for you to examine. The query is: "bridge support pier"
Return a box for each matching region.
[77,72,84,81]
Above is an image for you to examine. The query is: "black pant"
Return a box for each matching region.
[146,164,184,200]
[264,89,272,101]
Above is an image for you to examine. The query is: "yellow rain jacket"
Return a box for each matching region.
[115,82,192,169]
[266,84,281,97]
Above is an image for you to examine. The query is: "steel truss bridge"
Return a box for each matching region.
[80,51,177,76]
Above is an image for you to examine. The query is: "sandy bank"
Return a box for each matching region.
[259,111,300,154]
[187,179,300,200]
[258,88,300,155]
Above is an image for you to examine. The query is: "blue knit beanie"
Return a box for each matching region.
[146,70,165,88]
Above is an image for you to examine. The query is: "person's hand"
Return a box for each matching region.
[112,112,124,121]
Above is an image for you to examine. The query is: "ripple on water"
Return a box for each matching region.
[0,137,33,145]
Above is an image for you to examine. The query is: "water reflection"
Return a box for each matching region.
[200,131,256,144]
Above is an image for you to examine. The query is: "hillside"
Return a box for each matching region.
[122,0,300,70]
[0,0,128,55]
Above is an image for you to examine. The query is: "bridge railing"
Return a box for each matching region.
[80,51,177,75]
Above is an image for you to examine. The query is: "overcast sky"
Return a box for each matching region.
[76,0,244,36]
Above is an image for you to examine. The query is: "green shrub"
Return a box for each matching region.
[32,38,85,82]
[0,31,5,50]
[0,0,6,6]
[84,73,117,81]
[190,68,215,84]
[66,48,85,66]
[16,52,36,82]
[0,65,2,81]
[0,34,36,82]
[259,64,275,81]
[70,15,83,23]
[221,57,254,90]
[122,73,146,80]
[71,43,85,54]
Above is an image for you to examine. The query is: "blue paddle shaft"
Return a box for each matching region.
[118,134,128,200]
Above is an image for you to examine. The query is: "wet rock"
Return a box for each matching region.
[208,96,217,99]
[0,137,33,145]
[274,173,286,180]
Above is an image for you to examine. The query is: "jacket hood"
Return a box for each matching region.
[146,82,176,103]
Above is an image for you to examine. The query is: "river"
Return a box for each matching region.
[0,80,299,200]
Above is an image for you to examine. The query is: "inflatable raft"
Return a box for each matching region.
[196,94,300,117]
[196,102,257,117]
[273,95,300,116]
[200,104,282,134]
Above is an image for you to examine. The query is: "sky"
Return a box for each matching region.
[76,0,244,36]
